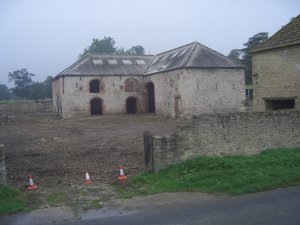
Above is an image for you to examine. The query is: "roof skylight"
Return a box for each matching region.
[136,60,146,65]
[122,60,132,65]
[108,59,118,65]
[93,59,103,65]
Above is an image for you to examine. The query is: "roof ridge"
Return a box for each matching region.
[90,53,154,57]
[144,41,197,74]
[154,41,197,56]
[180,41,198,67]
[193,42,243,67]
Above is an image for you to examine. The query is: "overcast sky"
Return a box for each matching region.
[0,0,299,87]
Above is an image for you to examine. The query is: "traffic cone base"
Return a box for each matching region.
[118,166,128,181]
[27,184,38,190]
[118,175,128,181]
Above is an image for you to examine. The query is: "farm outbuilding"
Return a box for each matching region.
[52,42,245,117]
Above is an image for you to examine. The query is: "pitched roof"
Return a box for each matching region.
[145,42,243,75]
[56,54,154,77]
[252,15,300,53]
[55,42,243,80]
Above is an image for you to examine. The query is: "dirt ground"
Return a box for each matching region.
[0,103,182,208]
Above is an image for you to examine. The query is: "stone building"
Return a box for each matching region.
[52,42,245,117]
[251,15,300,111]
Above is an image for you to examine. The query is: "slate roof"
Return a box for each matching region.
[56,54,154,78]
[145,42,243,75]
[251,15,300,53]
[55,42,242,79]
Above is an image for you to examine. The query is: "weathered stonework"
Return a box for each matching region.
[0,144,6,185]
[52,75,145,117]
[146,68,245,117]
[252,45,300,111]
[145,111,300,172]
[53,67,245,118]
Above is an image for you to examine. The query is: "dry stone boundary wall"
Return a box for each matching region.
[145,110,300,172]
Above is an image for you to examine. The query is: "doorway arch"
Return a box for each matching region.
[146,82,155,113]
[126,97,137,114]
[90,97,102,115]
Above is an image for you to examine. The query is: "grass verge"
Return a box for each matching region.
[120,148,300,197]
[0,185,29,214]
[0,100,32,105]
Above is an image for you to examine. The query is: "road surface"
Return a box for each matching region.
[1,186,300,225]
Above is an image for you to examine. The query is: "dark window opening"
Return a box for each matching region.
[125,78,138,92]
[90,80,100,93]
[245,89,253,100]
[146,82,155,113]
[90,98,102,115]
[175,96,181,115]
[265,99,295,110]
[126,97,137,114]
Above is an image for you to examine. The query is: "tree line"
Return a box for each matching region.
[0,36,145,101]
[0,69,53,101]
[1,34,268,101]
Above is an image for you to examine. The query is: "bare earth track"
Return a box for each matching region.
[0,103,179,203]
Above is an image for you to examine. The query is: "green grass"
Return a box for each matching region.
[0,185,29,214]
[120,148,300,197]
[47,192,69,207]
[0,100,32,105]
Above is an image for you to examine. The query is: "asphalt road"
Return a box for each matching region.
[1,186,299,225]
[67,186,300,225]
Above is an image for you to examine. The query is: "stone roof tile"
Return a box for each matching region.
[252,14,300,53]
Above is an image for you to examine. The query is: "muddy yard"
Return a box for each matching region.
[0,102,180,208]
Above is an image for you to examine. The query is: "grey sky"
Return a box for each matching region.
[0,0,299,87]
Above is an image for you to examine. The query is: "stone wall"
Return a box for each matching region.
[146,67,245,117]
[252,45,300,111]
[0,144,6,185]
[145,110,300,172]
[53,67,245,118]
[0,100,53,119]
[53,75,145,117]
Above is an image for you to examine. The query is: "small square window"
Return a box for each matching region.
[265,99,295,110]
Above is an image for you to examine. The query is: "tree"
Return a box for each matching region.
[126,45,145,55]
[43,76,53,99]
[8,68,35,99]
[228,32,268,85]
[80,36,116,58]
[79,36,146,59]
[27,76,53,100]
[241,32,268,85]
[228,49,242,63]
[0,84,12,100]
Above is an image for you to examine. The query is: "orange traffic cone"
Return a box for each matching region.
[27,175,37,190]
[118,166,128,181]
[85,172,92,184]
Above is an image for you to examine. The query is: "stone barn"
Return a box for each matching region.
[251,15,300,111]
[52,42,245,117]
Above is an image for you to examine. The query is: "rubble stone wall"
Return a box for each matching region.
[145,110,300,172]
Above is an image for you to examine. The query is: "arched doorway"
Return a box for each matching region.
[90,98,102,115]
[146,82,155,113]
[126,97,137,114]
